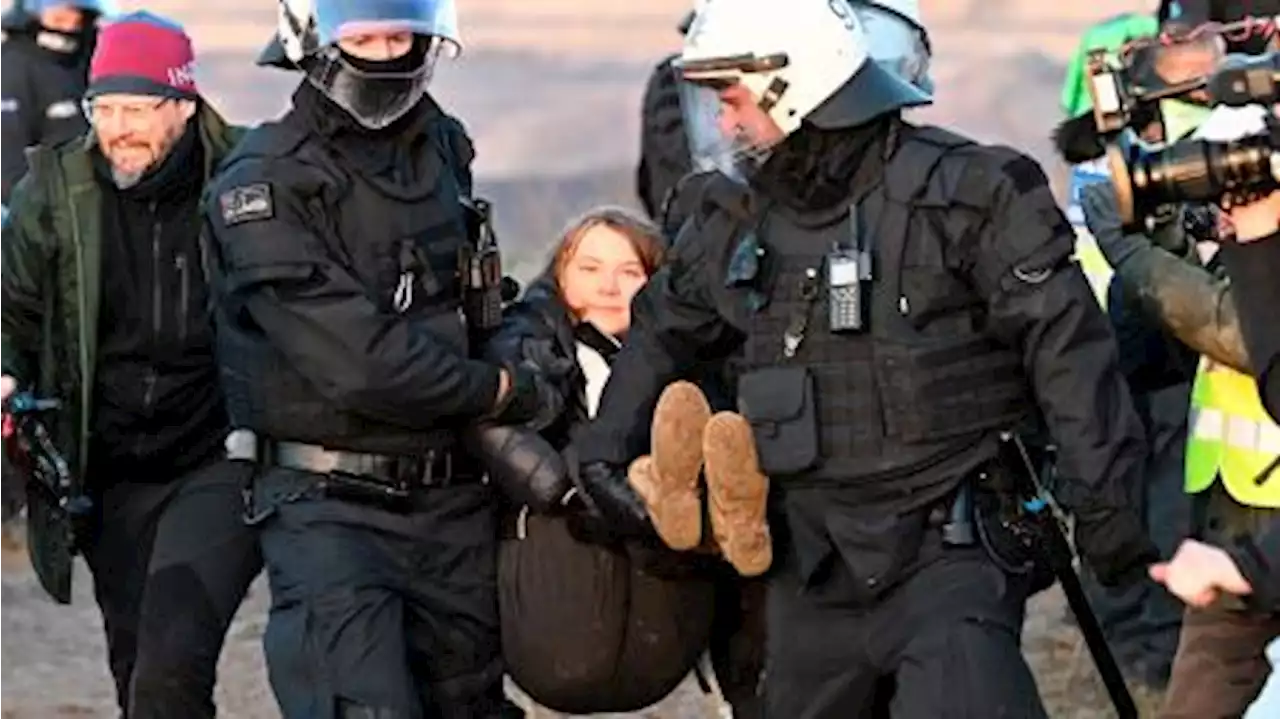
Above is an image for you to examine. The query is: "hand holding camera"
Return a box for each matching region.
[1084,22,1279,228]
[1225,190,1280,242]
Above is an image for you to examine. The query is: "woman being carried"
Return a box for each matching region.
[479,207,769,716]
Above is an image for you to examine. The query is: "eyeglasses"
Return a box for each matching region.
[80,98,170,127]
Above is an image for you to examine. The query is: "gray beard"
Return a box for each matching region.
[111,168,144,189]
[107,130,183,190]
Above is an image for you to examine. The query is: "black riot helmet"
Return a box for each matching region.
[257,0,461,130]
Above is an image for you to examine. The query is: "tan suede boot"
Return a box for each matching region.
[702,412,773,577]
[630,381,712,550]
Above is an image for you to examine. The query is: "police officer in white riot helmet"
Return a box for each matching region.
[204,0,546,715]
[637,0,935,233]
[579,1,1156,715]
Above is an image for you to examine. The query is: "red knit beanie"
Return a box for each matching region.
[86,11,197,100]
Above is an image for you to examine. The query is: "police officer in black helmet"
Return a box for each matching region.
[204,0,541,715]
[578,0,1159,716]
[1,0,106,203]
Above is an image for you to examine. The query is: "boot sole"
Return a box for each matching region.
[703,412,773,577]
[647,381,712,550]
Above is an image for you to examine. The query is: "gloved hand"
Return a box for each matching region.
[569,461,653,543]
[1147,205,1197,258]
[464,423,572,513]
[1179,204,1222,247]
[1074,507,1160,587]
[518,336,577,386]
[486,363,557,428]
[1081,182,1153,269]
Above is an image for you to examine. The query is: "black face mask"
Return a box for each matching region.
[302,37,435,130]
[752,116,893,214]
[35,23,95,65]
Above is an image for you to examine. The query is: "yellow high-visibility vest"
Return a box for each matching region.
[1185,357,1280,508]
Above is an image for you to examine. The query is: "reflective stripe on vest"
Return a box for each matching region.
[1066,160,1113,309]
[1185,356,1280,507]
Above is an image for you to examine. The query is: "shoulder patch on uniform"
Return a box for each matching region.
[219,183,274,226]
[45,100,78,119]
[999,154,1049,195]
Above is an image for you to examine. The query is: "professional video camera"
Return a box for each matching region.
[1085,18,1280,226]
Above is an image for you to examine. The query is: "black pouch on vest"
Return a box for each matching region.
[736,366,820,476]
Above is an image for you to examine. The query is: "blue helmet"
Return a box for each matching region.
[258,0,461,129]
[2,0,111,48]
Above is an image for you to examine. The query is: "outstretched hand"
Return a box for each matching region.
[1149,539,1253,608]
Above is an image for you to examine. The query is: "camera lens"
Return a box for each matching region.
[1119,134,1277,224]
[1134,142,1220,204]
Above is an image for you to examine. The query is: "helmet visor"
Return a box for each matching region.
[675,54,789,181]
[305,38,446,129]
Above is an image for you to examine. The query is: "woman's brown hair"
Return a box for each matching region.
[548,205,666,314]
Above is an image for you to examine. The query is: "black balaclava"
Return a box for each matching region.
[300,35,435,132]
[751,115,895,215]
[5,3,100,67]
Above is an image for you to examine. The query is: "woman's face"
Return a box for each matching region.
[560,224,649,337]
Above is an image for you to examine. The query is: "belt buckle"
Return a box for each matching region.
[394,451,451,487]
[423,449,453,487]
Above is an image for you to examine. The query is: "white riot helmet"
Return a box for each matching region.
[678,0,930,180]
[258,0,461,130]
[851,0,934,95]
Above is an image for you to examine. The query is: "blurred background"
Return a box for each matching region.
[2,0,1162,716]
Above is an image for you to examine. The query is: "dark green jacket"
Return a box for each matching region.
[0,102,245,479]
[1080,182,1249,373]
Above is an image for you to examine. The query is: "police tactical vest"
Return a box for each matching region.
[214,118,474,456]
[1185,356,1280,507]
[736,125,1033,490]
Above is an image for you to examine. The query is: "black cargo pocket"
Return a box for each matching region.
[876,338,1028,444]
[736,366,819,476]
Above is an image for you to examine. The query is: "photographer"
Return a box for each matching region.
[1074,8,1280,713]
[1156,195,1280,711]
[1082,97,1280,719]
[1054,8,1197,695]
[1144,152,1280,607]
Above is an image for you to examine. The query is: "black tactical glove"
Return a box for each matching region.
[569,461,653,543]
[1156,208,1196,256]
[485,363,553,427]
[518,336,577,387]
[1074,508,1161,588]
[464,424,572,513]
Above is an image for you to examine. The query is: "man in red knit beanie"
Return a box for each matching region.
[1,10,261,719]
[83,11,201,186]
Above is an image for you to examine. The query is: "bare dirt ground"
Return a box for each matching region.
[4,1,1177,716]
[2,537,1163,718]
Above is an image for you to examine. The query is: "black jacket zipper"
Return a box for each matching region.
[176,253,189,342]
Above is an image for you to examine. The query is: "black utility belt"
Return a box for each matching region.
[270,441,476,498]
